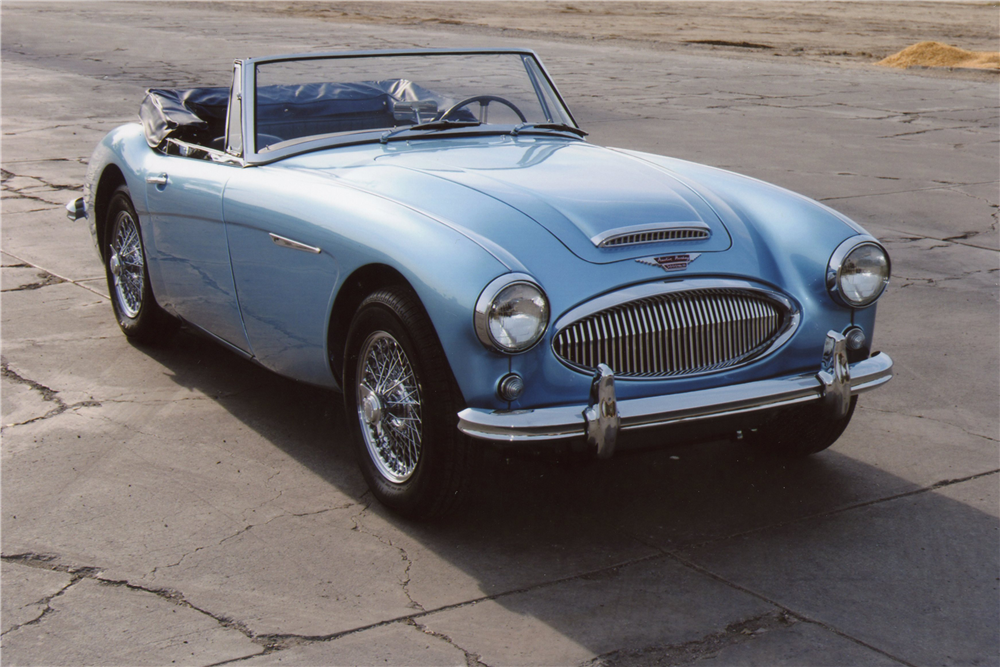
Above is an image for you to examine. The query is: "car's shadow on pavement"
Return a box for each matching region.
[132,325,998,664]
[136,323,886,546]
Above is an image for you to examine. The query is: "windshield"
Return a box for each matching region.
[253,52,576,152]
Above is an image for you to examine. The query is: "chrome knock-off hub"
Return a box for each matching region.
[361,389,384,426]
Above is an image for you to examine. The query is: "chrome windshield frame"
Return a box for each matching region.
[236,48,581,166]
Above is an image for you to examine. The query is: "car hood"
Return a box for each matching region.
[280,137,733,264]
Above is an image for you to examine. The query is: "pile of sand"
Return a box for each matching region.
[877,41,1000,70]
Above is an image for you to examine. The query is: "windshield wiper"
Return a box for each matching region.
[511,122,588,138]
[380,120,481,144]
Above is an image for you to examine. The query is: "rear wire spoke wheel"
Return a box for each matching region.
[104,184,174,342]
[109,206,144,318]
[344,288,472,518]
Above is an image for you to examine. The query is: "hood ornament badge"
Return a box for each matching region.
[636,253,701,272]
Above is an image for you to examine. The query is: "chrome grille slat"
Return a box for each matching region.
[553,288,788,378]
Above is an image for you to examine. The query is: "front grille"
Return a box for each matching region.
[599,227,710,248]
[553,288,788,377]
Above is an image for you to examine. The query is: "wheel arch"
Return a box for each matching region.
[327,263,418,384]
[93,163,128,260]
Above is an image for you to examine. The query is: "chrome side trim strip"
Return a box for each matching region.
[457,351,893,443]
[269,233,321,254]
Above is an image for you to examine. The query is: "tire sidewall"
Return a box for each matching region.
[344,292,459,517]
[105,186,156,337]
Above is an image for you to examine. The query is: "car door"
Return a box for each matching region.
[142,155,250,353]
[140,64,252,354]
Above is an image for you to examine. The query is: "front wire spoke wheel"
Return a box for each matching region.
[345,287,472,518]
[357,331,423,483]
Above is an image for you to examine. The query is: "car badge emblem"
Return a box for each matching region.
[636,253,701,272]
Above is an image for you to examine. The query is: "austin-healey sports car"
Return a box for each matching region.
[68,49,893,517]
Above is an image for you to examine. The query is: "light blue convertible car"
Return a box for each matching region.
[69,49,892,517]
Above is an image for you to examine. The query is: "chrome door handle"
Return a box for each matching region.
[146,173,168,186]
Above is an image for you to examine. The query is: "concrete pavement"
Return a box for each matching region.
[2,3,997,665]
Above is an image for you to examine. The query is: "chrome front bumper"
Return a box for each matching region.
[457,331,893,456]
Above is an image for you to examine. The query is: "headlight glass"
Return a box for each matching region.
[475,275,549,353]
[836,242,890,307]
[487,283,549,351]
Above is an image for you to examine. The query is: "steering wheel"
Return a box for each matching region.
[440,95,527,123]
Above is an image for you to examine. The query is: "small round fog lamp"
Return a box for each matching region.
[497,373,525,401]
[845,327,867,351]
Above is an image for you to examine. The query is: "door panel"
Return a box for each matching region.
[143,154,251,352]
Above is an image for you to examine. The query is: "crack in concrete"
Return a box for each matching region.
[682,469,1000,552]
[0,169,83,210]
[406,618,491,667]
[882,228,999,252]
[819,180,999,204]
[350,502,425,611]
[0,577,80,637]
[1,552,261,648]
[9,469,960,667]
[1,360,102,429]
[0,252,110,299]
[893,267,1000,289]
[0,190,63,206]
[0,555,94,638]
[859,406,999,443]
[1,270,67,292]
[614,469,1000,666]
[587,611,799,667]
[659,552,920,667]
[1,167,81,194]
[878,125,975,139]
[6,462,989,664]
[151,502,356,580]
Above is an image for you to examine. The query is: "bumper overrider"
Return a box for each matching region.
[457,331,892,457]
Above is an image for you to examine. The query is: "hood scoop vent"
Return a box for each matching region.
[592,221,711,249]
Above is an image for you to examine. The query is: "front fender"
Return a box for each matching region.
[83,124,159,260]
[222,166,513,401]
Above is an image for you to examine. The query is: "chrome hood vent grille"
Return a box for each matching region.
[553,281,797,378]
[592,222,711,249]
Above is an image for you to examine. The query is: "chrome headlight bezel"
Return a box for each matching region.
[827,235,891,308]
[474,273,549,353]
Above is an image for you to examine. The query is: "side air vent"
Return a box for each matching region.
[592,222,711,248]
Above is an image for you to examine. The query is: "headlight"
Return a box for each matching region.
[475,274,549,353]
[827,237,891,308]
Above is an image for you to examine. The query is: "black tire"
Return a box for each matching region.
[343,287,471,519]
[747,396,857,457]
[103,185,173,342]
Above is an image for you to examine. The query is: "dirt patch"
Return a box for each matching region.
[878,41,1000,70]
[238,1,1000,75]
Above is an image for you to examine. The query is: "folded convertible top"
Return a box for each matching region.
[139,87,229,148]
[139,80,445,149]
